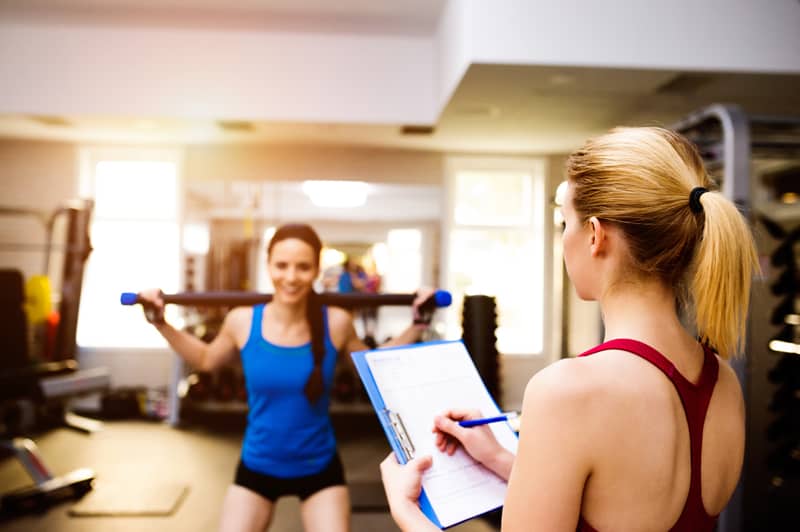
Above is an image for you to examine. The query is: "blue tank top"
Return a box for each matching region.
[240,304,339,478]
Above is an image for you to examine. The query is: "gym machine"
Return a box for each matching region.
[0,200,110,514]
[673,104,800,532]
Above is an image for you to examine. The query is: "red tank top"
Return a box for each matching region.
[575,338,719,532]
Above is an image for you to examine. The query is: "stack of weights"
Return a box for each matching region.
[461,295,501,403]
[0,270,31,373]
[764,215,800,506]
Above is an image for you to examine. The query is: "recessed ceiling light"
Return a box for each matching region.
[548,74,575,86]
[217,120,255,132]
[28,115,72,127]
[134,119,158,129]
[302,180,370,208]
[452,104,500,118]
[401,124,436,135]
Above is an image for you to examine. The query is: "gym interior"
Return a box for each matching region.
[1,2,799,531]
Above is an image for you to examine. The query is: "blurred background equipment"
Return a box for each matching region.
[674,104,800,532]
[0,200,111,514]
[462,295,501,404]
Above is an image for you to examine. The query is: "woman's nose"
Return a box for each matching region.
[286,267,300,281]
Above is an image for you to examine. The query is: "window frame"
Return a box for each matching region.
[444,156,547,357]
[77,146,184,348]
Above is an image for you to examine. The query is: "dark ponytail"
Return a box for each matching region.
[267,223,326,404]
[304,289,326,404]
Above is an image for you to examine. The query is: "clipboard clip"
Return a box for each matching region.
[384,409,415,461]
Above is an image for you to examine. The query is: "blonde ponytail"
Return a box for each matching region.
[690,192,758,359]
[567,126,759,359]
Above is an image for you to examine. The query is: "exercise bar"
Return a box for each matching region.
[120,290,452,310]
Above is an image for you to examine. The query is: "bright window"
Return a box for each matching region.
[446,160,545,355]
[77,150,182,348]
[384,229,422,293]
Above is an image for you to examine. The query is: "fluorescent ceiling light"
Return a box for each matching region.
[302,180,369,208]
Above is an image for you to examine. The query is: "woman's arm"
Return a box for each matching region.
[433,409,516,480]
[501,360,594,531]
[379,288,434,347]
[140,289,240,372]
[153,313,240,372]
[335,288,434,354]
[380,410,515,530]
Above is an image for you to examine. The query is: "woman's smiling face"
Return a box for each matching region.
[267,237,319,305]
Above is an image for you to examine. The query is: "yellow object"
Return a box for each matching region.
[24,275,52,324]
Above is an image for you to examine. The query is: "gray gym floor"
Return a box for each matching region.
[0,419,500,532]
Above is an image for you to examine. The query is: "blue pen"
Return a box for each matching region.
[458,411,519,428]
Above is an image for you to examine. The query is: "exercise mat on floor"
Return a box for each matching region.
[68,481,189,517]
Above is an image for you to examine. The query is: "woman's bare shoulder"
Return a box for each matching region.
[523,357,608,408]
[518,357,624,470]
[326,305,352,319]
[528,351,644,388]
[524,351,660,413]
[223,306,253,330]
[325,305,355,330]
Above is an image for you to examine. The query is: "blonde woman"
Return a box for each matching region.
[381,127,758,531]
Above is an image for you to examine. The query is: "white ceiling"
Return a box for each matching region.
[1,0,799,154]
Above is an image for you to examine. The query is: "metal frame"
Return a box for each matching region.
[673,104,800,532]
[673,104,750,532]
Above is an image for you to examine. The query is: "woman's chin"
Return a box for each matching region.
[275,291,306,305]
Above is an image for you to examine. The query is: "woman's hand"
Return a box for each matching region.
[411,287,436,326]
[376,287,437,348]
[433,409,512,478]
[138,288,165,325]
[380,453,439,532]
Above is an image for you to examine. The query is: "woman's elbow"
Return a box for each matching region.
[197,349,218,373]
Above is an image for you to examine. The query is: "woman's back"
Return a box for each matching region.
[572,339,744,531]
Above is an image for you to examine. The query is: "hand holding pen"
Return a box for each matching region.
[433,409,518,466]
[432,409,518,480]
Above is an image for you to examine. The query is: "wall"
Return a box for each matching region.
[184,143,444,185]
[0,21,438,124]
[0,139,78,281]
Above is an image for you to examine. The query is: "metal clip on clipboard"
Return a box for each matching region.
[385,409,415,462]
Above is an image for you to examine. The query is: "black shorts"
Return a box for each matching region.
[234,453,346,502]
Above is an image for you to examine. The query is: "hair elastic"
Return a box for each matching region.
[689,187,708,214]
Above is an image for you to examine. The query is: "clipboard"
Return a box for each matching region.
[351,340,518,529]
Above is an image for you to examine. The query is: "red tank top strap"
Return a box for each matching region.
[576,515,599,532]
[577,338,720,531]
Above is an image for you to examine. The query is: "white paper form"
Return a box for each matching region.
[366,341,519,528]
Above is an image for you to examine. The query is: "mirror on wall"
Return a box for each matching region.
[182,179,443,343]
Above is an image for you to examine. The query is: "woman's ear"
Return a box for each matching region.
[588,216,608,257]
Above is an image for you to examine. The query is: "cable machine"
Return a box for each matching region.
[673,104,800,532]
[0,199,94,362]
